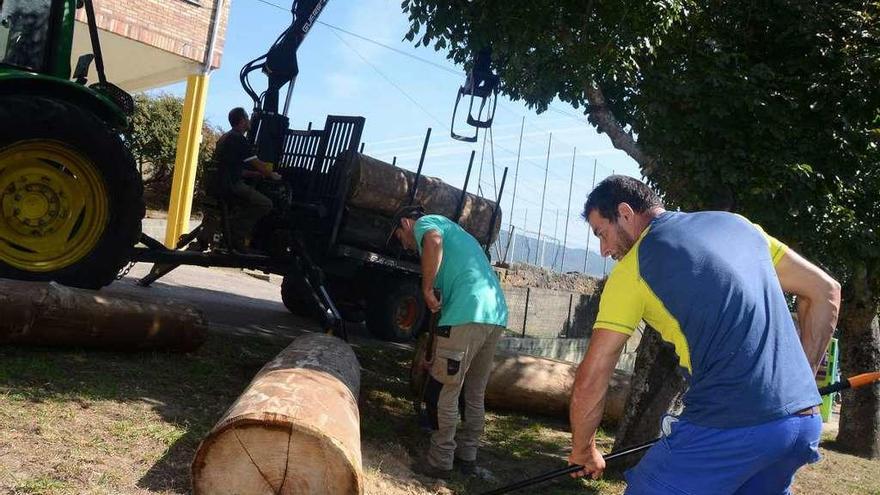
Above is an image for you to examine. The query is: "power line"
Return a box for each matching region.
[251,0,461,77]
[328,30,445,127]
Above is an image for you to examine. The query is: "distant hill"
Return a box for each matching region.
[490,229,614,277]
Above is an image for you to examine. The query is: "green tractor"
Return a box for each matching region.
[0,0,144,289]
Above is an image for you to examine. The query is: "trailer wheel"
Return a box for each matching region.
[281,274,315,317]
[366,278,426,342]
[0,96,144,289]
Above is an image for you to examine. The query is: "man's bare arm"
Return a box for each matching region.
[775,249,841,374]
[568,329,629,479]
[420,230,443,311]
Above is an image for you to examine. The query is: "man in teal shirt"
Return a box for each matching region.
[392,207,508,478]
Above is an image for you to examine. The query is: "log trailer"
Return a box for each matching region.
[0,0,506,342]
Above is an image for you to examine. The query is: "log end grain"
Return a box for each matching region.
[192,421,361,495]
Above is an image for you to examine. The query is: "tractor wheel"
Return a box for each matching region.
[0,96,144,289]
[366,278,426,342]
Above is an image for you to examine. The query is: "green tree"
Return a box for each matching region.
[403,0,880,457]
[127,93,221,210]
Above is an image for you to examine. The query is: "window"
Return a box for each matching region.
[0,0,53,71]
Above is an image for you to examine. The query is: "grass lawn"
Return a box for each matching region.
[1,330,877,494]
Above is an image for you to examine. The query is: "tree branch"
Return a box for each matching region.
[585,83,659,176]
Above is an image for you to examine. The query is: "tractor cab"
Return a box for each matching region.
[0,0,55,72]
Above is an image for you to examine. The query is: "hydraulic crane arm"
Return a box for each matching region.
[240,0,330,163]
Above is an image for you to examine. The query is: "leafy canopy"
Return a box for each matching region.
[402,0,879,289]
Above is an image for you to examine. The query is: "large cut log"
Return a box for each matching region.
[409,338,631,424]
[484,352,631,424]
[192,332,363,495]
[343,152,502,245]
[336,207,394,252]
[0,279,206,352]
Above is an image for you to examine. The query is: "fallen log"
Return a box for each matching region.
[0,279,206,352]
[485,352,631,424]
[408,338,631,424]
[192,332,363,495]
[343,153,502,245]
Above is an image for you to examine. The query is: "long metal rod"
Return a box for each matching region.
[561,147,576,270]
[481,377,875,495]
[583,159,599,274]
[484,167,509,257]
[202,0,225,74]
[552,209,560,270]
[489,126,498,198]
[455,150,477,222]
[508,116,525,234]
[407,127,432,205]
[535,133,552,266]
[476,128,489,197]
[81,0,107,84]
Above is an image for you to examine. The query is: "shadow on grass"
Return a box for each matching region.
[352,343,623,495]
[0,330,292,493]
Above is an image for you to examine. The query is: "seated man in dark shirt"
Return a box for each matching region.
[213,107,280,252]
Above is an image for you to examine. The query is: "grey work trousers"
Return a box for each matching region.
[227,181,273,246]
[425,322,503,470]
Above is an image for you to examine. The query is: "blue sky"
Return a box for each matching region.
[157,0,640,259]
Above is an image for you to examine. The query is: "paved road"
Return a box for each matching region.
[108,262,313,338]
[106,262,390,346]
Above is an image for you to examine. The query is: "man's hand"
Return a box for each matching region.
[424,289,441,313]
[775,248,841,374]
[568,444,606,480]
[269,172,282,180]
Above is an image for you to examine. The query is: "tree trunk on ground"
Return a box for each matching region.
[611,328,687,470]
[344,153,502,244]
[0,279,206,352]
[836,265,880,459]
[483,352,631,424]
[192,333,363,495]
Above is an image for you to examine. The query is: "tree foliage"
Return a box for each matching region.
[127,93,221,209]
[403,0,880,456]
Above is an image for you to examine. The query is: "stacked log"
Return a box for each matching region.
[0,279,206,352]
[339,153,502,248]
[192,333,363,495]
[484,352,631,424]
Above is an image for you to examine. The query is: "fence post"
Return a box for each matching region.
[565,292,574,338]
[522,287,530,338]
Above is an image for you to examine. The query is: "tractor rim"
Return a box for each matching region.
[394,295,419,333]
[0,140,109,272]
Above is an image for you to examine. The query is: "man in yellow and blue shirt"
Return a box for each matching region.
[568,176,841,494]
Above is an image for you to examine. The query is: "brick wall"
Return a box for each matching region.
[75,0,230,68]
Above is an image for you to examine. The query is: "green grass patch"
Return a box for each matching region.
[1,331,877,495]
[13,475,67,494]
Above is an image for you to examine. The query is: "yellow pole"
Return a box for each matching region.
[164,73,210,248]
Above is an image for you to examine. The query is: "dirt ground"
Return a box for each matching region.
[1,266,877,494]
[501,262,601,295]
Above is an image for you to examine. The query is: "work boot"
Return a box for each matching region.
[453,457,476,476]
[412,459,452,480]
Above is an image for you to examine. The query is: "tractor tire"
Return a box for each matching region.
[0,95,144,289]
[365,278,426,342]
[280,274,316,317]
